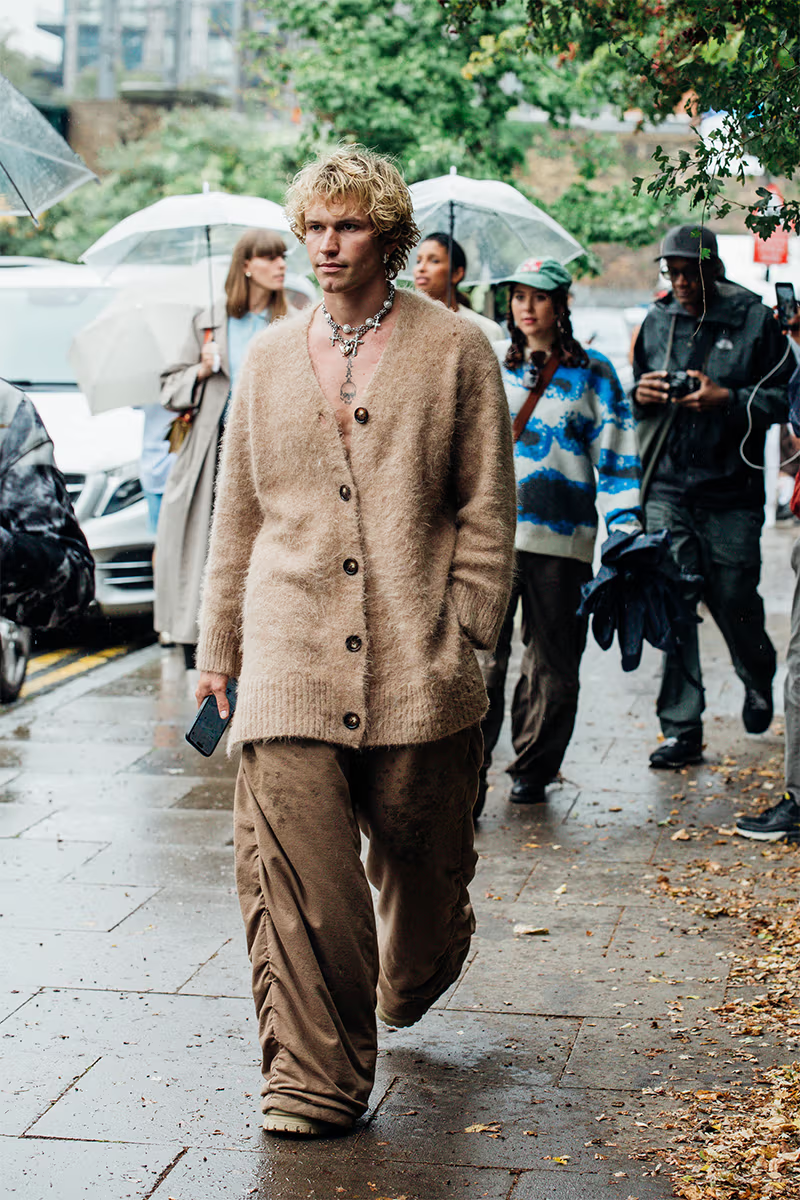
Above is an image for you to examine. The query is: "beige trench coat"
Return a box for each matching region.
[153,303,230,646]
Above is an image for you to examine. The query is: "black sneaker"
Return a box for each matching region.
[735,791,800,841]
[743,686,773,734]
[649,734,703,769]
[509,777,547,804]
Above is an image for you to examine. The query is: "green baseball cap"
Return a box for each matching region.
[500,257,573,291]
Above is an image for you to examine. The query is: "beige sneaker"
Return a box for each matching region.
[262,1108,349,1137]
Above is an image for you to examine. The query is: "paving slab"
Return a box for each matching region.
[26,1051,263,1149]
[512,1170,674,1199]
[0,772,204,809]
[0,881,156,931]
[0,925,231,992]
[0,988,255,1059]
[2,1134,183,1198]
[521,860,664,908]
[151,1147,520,1200]
[0,741,151,774]
[0,839,105,883]
[22,808,235,847]
[356,1073,662,1175]
[66,842,235,888]
[0,989,38,1022]
[178,936,252,998]
[127,743,240,780]
[0,803,56,837]
[0,1048,97,1135]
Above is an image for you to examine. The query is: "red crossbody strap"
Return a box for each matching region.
[512,355,560,443]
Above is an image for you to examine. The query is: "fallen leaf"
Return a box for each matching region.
[670,828,690,841]
[513,924,549,936]
[464,1123,501,1134]
[554,883,567,895]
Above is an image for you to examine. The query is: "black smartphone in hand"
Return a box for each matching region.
[776,281,797,330]
[185,679,238,757]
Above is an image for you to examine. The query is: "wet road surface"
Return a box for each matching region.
[18,616,156,702]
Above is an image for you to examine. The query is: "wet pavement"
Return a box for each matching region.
[2,524,798,1199]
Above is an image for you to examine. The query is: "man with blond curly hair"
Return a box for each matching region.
[195,145,516,1137]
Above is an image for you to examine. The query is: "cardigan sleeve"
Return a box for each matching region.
[194,361,261,678]
[449,341,517,652]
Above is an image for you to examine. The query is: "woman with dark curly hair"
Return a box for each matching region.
[475,258,643,817]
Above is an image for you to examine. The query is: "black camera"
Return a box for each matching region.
[665,370,696,401]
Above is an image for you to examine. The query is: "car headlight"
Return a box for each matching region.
[95,464,144,517]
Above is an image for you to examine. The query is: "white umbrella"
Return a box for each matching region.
[80,189,294,299]
[405,171,584,293]
[68,261,226,415]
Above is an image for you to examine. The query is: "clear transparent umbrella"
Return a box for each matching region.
[0,73,97,223]
[81,190,294,271]
[80,189,296,326]
[67,260,227,415]
[405,171,584,291]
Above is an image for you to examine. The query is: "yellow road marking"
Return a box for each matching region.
[20,646,129,698]
[24,649,77,677]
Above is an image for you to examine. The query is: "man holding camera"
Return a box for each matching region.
[633,224,792,768]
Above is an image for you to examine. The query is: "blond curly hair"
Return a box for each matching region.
[285,145,420,280]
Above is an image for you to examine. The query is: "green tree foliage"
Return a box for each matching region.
[250,0,602,180]
[445,0,799,235]
[0,107,301,261]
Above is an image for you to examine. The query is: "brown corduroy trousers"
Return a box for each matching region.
[233,724,481,1126]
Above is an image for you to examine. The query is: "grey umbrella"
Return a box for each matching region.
[0,73,97,225]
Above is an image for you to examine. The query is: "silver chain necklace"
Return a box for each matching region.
[322,284,395,357]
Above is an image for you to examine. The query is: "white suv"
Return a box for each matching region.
[0,264,155,619]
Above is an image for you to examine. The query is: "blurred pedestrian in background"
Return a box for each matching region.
[776,302,800,522]
[154,228,295,668]
[476,258,641,816]
[413,231,504,342]
[737,361,800,842]
[633,225,793,769]
[0,381,94,629]
[138,406,176,536]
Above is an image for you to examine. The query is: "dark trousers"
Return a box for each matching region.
[480,550,592,785]
[645,499,776,738]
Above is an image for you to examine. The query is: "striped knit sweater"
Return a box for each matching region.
[498,343,642,563]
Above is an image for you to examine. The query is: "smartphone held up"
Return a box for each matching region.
[776,281,798,330]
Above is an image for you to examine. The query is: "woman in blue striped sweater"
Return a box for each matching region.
[476,258,642,816]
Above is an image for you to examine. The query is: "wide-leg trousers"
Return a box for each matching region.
[233,724,481,1126]
[479,550,592,786]
[645,500,776,739]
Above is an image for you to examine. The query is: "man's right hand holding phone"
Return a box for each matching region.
[196,671,230,719]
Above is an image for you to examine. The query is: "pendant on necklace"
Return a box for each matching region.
[323,284,395,358]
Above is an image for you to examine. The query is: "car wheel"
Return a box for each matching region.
[0,619,32,703]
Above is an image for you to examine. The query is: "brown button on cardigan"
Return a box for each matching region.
[196,288,517,750]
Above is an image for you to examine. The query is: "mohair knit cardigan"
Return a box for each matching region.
[196,288,517,750]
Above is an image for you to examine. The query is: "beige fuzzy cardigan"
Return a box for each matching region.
[196,288,517,749]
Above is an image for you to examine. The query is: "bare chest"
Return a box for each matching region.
[307,315,394,450]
